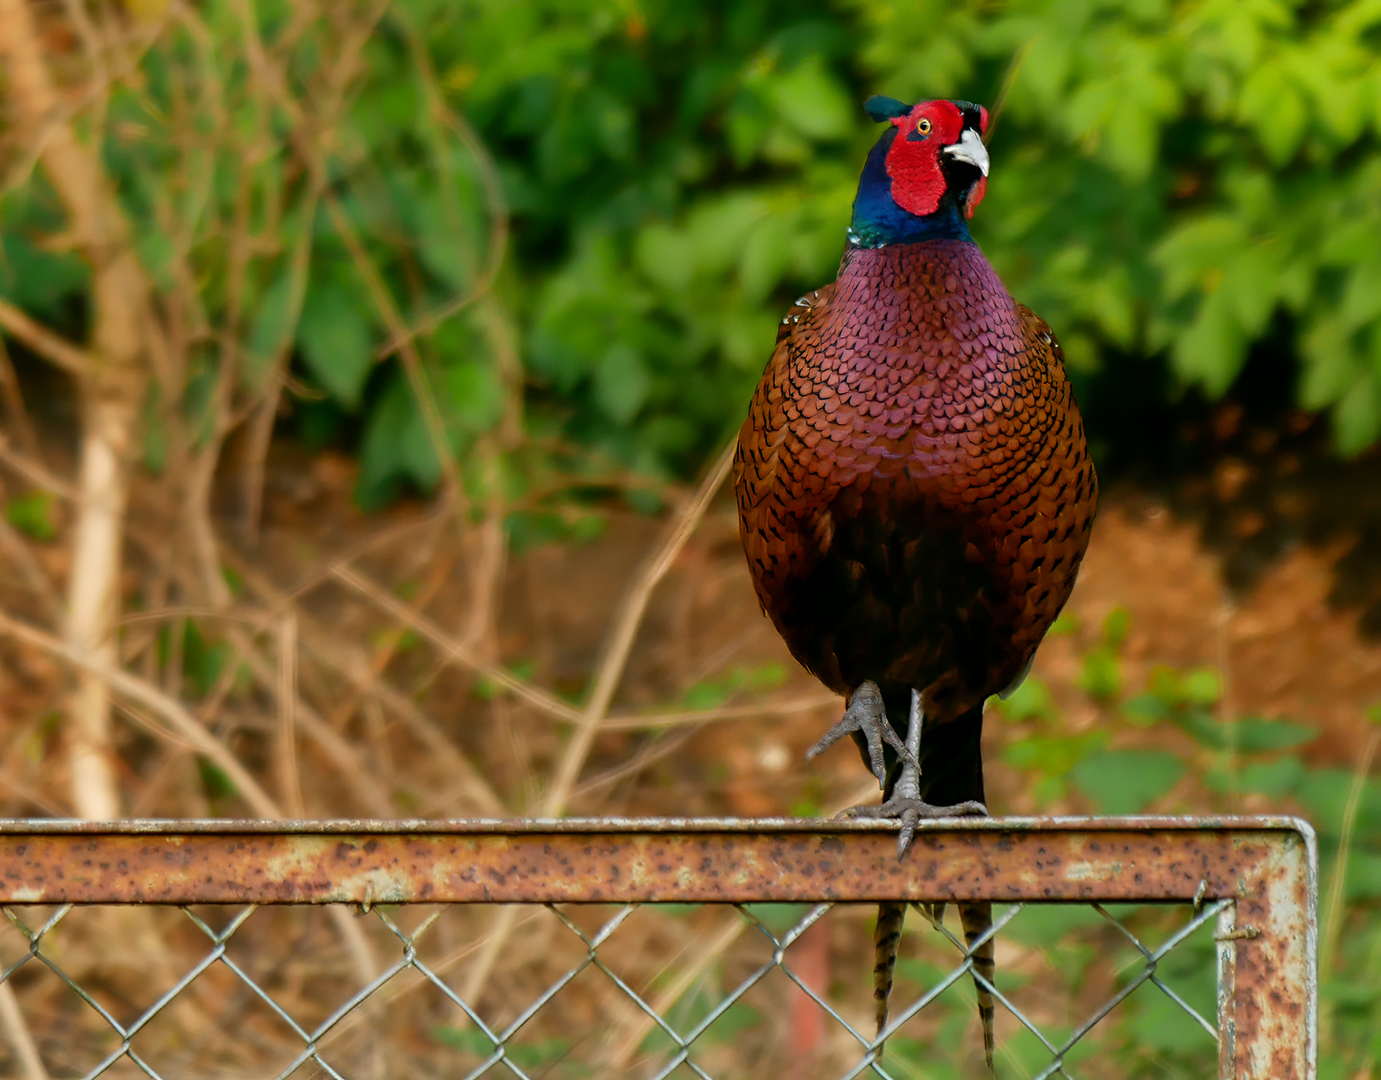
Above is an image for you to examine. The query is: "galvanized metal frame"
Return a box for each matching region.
[0,815,1316,1079]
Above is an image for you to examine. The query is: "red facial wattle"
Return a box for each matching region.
[883,101,964,217]
[882,99,987,220]
[965,176,987,219]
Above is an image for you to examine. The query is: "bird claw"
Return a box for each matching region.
[806,681,916,788]
[843,796,989,858]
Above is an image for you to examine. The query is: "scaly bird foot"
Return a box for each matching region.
[839,687,987,858]
[843,796,989,858]
[806,680,917,788]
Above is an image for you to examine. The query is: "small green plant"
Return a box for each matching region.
[4,491,58,542]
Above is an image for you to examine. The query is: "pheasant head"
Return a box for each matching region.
[848,97,990,249]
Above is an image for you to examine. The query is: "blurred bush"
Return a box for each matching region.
[3,0,1381,498]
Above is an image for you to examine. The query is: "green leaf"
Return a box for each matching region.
[1333,372,1381,457]
[1296,769,1381,836]
[701,999,761,1043]
[5,491,58,541]
[1102,606,1131,647]
[198,759,237,799]
[1177,714,1316,752]
[134,227,177,292]
[297,279,375,408]
[1238,756,1307,798]
[246,268,297,375]
[1126,983,1217,1051]
[995,676,1058,724]
[739,215,792,302]
[1069,749,1185,813]
[1048,612,1080,635]
[1239,62,1308,165]
[1343,851,1381,901]
[444,358,504,433]
[1123,692,1171,727]
[1236,717,1318,752]
[1173,288,1248,395]
[593,343,650,425]
[0,234,89,318]
[1005,904,1102,949]
[183,621,232,697]
[1004,730,1107,776]
[1077,645,1123,700]
[356,372,443,509]
[1180,667,1224,707]
[769,57,853,141]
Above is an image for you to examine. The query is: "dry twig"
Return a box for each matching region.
[541,439,737,817]
[0,297,92,378]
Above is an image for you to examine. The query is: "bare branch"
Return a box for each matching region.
[0,433,77,499]
[0,297,92,377]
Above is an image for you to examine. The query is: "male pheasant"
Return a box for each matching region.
[734,96,1098,1071]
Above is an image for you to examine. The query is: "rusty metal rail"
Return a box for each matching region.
[0,815,1315,1079]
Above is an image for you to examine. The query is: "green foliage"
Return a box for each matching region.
[681,662,788,710]
[4,491,59,542]
[995,675,1057,723]
[6,0,1381,524]
[1077,607,1131,700]
[1070,749,1186,814]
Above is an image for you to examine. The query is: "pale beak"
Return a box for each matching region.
[944,128,990,177]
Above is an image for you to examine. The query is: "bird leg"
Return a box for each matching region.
[842,689,988,857]
[806,680,915,788]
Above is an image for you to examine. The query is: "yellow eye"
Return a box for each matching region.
[917,118,932,136]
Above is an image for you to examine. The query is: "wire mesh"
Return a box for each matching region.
[0,896,1232,1079]
[0,818,1316,1079]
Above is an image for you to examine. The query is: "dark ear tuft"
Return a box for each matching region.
[864,96,911,122]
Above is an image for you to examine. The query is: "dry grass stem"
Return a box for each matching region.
[607,911,748,1069]
[0,610,278,816]
[540,438,736,818]
[0,337,41,461]
[0,435,78,502]
[277,612,306,817]
[452,441,736,1009]
[1319,718,1381,1043]
[219,543,506,815]
[220,622,396,817]
[0,518,63,620]
[332,562,584,724]
[601,693,839,731]
[0,980,50,1080]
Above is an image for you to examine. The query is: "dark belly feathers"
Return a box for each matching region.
[734,240,1097,720]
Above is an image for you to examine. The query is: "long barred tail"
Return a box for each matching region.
[873,900,908,1037]
[959,900,997,1074]
[884,698,995,1073]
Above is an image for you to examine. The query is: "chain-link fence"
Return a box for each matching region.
[0,817,1315,1080]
